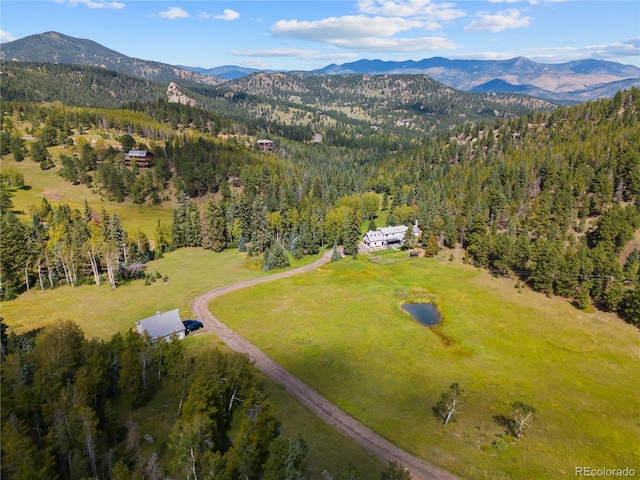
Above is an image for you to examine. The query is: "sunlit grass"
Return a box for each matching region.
[209,252,640,479]
[2,152,174,237]
[2,248,271,338]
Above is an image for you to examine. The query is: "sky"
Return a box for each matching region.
[1,0,639,71]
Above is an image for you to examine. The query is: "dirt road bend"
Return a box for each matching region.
[190,250,458,480]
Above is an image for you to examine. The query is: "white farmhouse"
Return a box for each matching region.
[363,221,420,249]
[362,229,385,248]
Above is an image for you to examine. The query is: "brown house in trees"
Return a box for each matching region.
[124,149,154,168]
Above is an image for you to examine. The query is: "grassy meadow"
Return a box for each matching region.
[208,251,640,479]
[1,247,325,339]
[2,152,175,237]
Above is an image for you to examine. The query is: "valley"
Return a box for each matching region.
[1,29,639,480]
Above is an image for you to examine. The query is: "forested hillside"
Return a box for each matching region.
[0,31,225,86]
[0,319,313,479]
[1,85,639,322]
[0,61,557,149]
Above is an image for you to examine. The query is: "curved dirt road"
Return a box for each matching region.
[191,250,457,480]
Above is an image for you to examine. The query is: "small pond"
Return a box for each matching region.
[402,303,441,326]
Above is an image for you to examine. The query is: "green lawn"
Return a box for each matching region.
[2,153,174,237]
[208,252,640,479]
[1,247,296,338]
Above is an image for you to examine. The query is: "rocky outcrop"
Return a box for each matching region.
[166,82,196,106]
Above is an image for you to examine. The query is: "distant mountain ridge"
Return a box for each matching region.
[176,65,266,80]
[0,31,225,86]
[313,57,640,102]
[2,31,639,103]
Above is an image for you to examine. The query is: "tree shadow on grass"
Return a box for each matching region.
[493,414,516,437]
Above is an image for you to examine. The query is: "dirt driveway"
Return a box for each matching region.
[190,250,457,480]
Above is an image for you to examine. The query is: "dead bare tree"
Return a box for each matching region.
[511,401,536,439]
[433,382,462,428]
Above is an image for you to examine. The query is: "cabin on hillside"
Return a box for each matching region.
[256,139,273,152]
[136,309,185,342]
[124,149,154,168]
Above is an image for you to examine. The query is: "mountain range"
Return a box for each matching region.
[0,31,225,87]
[313,57,640,103]
[2,31,639,103]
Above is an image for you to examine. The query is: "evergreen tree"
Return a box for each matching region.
[343,208,361,256]
[0,211,30,299]
[300,221,320,255]
[331,244,342,262]
[30,140,50,164]
[386,213,396,226]
[0,186,14,214]
[264,436,309,480]
[117,332,147,408]
[202,197,226,252]
[225,391,278,480]
[403,222,416,250]
[290,233,303,260]
[238,234,247,252]
[269,239,290,270]
[252,196,270,253]
[10,134,25,162]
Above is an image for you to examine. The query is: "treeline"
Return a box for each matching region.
[375,88,640,323]
[0,320,314,480]
[0,196,156,298]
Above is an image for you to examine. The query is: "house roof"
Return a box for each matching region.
[379,225,408,236]
[127,149,148,157]
[363,230,384,241]
[136,308,184,341]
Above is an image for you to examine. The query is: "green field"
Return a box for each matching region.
[2,153,175,237]
[208,252,640,479]
[1,247,325,339]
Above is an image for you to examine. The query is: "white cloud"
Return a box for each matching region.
[55,0,125,8]
[200,9,240,21]
[451,51,518,60]
[330,35,459,52]
[524,38,640,63]
[272,15,424,42]
[0,30,16,43]
[465,9,532,32]
[158,6,189,19]
[356,0,465,22]
[460,38,640,65]
[228,48,359,63]
[270,14,459,53]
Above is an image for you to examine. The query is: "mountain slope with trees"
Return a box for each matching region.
[314,56,640,103]
[0,61,556,151]
[0,31,225,86]
[1,88,639,324]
